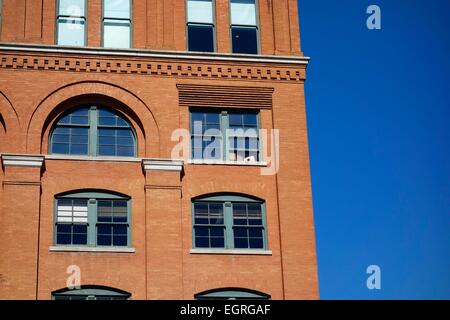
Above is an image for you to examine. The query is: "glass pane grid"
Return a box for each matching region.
[194,202,225,248]
[97,200,128,247]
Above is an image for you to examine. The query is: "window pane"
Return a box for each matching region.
[57,233,71,245]
[104,0,130,19]
[72,233,87,245]
[232,26,258,54]
[195,237,209,248]
[57,18,85,46]
[230,0,256,25]
[210,237,225,248]
[70,143,88,155]
[103,20,131,48]
[59,0,85,16]
[234,237,249,249]
[187,0,213,24]
[188,24,214,52]
[113,235,127,246]
[97,235,112,246]
[249,238,263,249]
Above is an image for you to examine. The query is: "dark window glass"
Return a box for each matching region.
[51,106,136,157]
[193,202,225,248]
[191,111,222,160]
[231,27,258,54]
[232,203,264,249]
[96,199,128,247]
[188,24,214,52]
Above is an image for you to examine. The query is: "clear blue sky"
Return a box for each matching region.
[298,0,450,299]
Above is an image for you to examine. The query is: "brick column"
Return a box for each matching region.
[0,154,44,300]
[142,159,183,299]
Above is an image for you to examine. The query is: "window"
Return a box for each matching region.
[103,0,131,48]
[230,0,258,54]
[52,286,131,300]
[55,191,131,247]
[192,194,267,250]
[190,109,260,162]
[50,106,136,157]
[186,0,215,52]
[195,288,270,300]
[56,0,86,46]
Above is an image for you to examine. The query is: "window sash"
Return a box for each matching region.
[187,0,214,24]
[230,0,257,26]
[102,0,131,48]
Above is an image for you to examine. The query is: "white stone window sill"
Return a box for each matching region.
[190,249,272,256]
[188,160,268,167]
[45,155,141,163]
[49,246,136,253]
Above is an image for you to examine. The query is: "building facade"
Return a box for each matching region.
[0,0,318,300]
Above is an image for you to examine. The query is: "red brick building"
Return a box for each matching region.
[0,0,318,300]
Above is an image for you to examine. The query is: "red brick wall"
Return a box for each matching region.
[0,0,303,56]
[0,0,318,300]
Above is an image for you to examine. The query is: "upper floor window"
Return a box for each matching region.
[195,288,271,300]
[230,0,259,54]
[56,0,87,46]
[52,286,131,300]
[186,0,215,52]
[190,109,260,163]
[102,0,132,48]
[55,191,131,247]
[192,194,267,250]
[50,106,136,157]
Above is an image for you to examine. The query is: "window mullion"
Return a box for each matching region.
[89,107,98,156]
[221,111,228,161]
[87,199,97,246]
[224,202,234,249]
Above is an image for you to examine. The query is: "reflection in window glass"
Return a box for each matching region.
[103,0,131,48]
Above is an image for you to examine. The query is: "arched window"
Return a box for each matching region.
[50,106,136,157]
[52,285,131,300]
[195,288,270,300]
[192,194,267,250]
[54,190,131,247]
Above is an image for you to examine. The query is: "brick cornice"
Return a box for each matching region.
[0,44,307,82]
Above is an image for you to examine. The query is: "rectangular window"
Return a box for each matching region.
[55,194,130,248]
[187,0,215,52]
[103,0,131,48]
[193,199,266,250]
[230,0,258,54]
[56,0,86,46]
[190,110,260,163]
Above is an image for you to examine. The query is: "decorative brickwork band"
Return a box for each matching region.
[177,84,274,109]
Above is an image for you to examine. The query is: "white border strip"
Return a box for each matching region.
[0,43,310,65]
[1,154,45,168]
[190,249,272,256]
[49,246,136,253]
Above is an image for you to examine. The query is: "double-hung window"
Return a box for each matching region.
[186,0,215,52]
[56,0,86,46]
[230,0,259,54]
[102,0,132,48]
[192,195,267,250]
[190,109,260,163]
[55,192,131,247]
